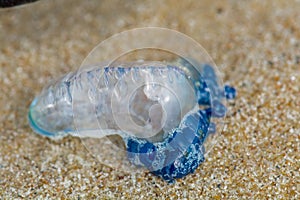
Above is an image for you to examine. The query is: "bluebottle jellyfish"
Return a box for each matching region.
[28,59,236,183]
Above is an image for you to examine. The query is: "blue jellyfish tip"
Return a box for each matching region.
[28,99,59,138]
[224,85,237,99]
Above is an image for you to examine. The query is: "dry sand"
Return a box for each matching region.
[0,0,299,199]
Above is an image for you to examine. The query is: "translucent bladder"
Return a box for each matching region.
[29,61,203,139]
